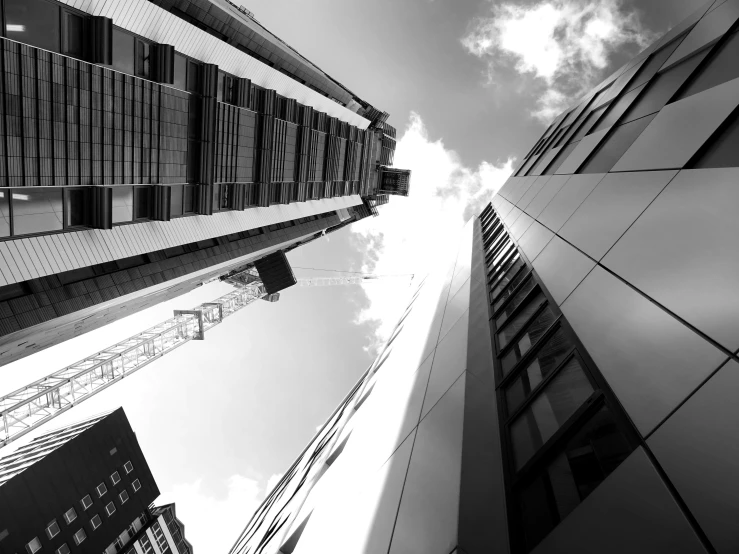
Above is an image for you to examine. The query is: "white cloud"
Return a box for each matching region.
[351,112,513,352]
[265,472,284,495]
[159,474,266,553]
[462,0,653,122]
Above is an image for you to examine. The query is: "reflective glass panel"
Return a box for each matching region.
[490,255,524,296]
[497,292,547,349]
[221,183,230,208]
[493,268,529,311]
[64,188,88,228]
[134,187,150,220]
[580,114,657,174]
[135,39,150,79]
[173,54,187,91]
[501,306,557,375]
[170,185,183,217]
[505,328,575,414]
[62,12,84,58]
[212,183,221,211]
[112,28,135,75]
[0,191,10,237]
[510,357,593,469]
[12,189,63,235]
[112,186,133,223]
[5,0,60,53]
[495,277,537,327]
[518,406,632,551]
[184,185,196,213]
[678,30,739,100]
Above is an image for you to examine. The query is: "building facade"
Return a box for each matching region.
[0,0,406,366]
[230,2,739,553]
[0,408,181,554]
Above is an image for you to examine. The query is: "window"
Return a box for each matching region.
[55,544,71,554]
[212,183,221,212]
[495,277,537,327]
[111,471,121,485]
[63,507,77,524]
[12,188,64,236]
[152,522,170,553]
[97,482,108,497]
[135,39,151,79]
[500,306,557,376]
[64,187,88,228]
[510,357,594,470]
[497,292,548,350]
[186,60,201,93]
[25,537,42,554]
[183,185,197,214]
[119,490,129,504]
[73,528,87,545]
[112,186,134,223]
[46,519,61,538]
[133,187,150,220]
[61,10,85,57]
[80,494,93,510]
[124,461,134,474]
[105,501,116,516]
[492,267,529,311]
[5,0,61,53]
[132,478,141,492]
[173,53,188,90]
[90,514,102,529]
[112,27,135,75]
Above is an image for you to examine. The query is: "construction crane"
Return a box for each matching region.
[0,268,412,449]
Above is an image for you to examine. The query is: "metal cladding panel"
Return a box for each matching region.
[57,0,369,128]
[253,250,297,294]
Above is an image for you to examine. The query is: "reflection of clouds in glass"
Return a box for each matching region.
[12,189,63,235]
[462,0,654,122]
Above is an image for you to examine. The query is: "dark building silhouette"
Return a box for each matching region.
[228,2,739,553]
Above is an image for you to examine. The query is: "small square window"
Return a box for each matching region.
[56,544,71,554]
[63,507,77,524]
[105,501,116,516]
[46,519,61,538]
[26,537,42,554]
[132,478,141,492]
[111,471,121,485]
[73,528,86,545]
[80,494,93,510]
[110,447,118,455]
[97,482,108,497]
[123,461,134,474]
[90,514,102,530]
[119,490,129,504]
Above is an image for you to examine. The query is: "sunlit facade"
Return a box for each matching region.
[230,2,739,552]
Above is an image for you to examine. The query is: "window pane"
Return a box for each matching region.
[65,188,88,228]
[501,306,557,376]
[493,268,528,310]
[489,252,521,289]
[170,185,183,217]
[63,12,84,57]
[184,185,196,213]
[5,0,60,53]
[510,357,594,470]
[518,406,633,551]
[134,187,150,220]
[212,183,221,211]
[0,191,10,237]
[112,186,133,223]
[497,292,547,350]
[173,54,187,90]
[495,276,536,327]
[112,28,135,75]
[135,39,150,79]
[187,61,201,93]
[221,183,230,208]
[13,189,63,235]
[505,328,575,414]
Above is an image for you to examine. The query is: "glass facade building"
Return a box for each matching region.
[0,0,406,366]
[231,2,739,553]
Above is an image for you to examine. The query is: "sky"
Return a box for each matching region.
[0,0,710,551]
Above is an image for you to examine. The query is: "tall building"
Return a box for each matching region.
[229,2,739,553]
[0,0,408,366]
[0,408,190,554]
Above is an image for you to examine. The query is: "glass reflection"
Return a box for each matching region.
[5,0,60,53]
[505,328,575,414]
[170,185,183,217]
[495,277,536,327]
[501,306,557,375]
[0,192,10,237]
[112,28,135,76]
[489,253,522,292]
[112,186,133,223]
[493,267,528,310]
[510,357,593,470]
[13,188,63,235]
[497,292,547,350]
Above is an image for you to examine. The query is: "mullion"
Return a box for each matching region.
[497,318,563,390]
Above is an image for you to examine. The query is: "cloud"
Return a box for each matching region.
[159,474,266,553]
[462,0,653,121]
[351,112,513,352]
